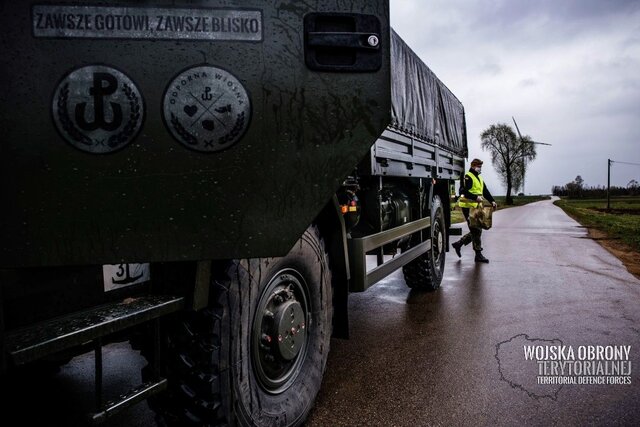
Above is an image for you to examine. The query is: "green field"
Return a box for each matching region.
[450,195,550,224]
[553,196,640,250]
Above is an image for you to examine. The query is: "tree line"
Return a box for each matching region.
[552,175,640,198]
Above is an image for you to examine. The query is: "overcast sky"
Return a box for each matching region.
[391,0,640,195]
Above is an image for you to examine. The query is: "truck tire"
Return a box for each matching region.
[146,225,332,426]
[402,195,446,291]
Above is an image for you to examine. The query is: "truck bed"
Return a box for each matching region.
[360,30,467,180]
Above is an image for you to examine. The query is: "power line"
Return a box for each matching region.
[607,158,640,209]
[611,160,640,167]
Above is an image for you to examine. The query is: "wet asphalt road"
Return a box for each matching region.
[306,197,640,426]
[2,198,640,426]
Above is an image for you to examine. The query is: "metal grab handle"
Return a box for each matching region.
[307,32,380,50]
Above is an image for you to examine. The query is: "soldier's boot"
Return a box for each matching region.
[474,251,489,263]
[454,233,473,259]
[452,240,463,258]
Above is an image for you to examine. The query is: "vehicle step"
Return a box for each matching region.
[5,295,184,365]
[90,378,168,424]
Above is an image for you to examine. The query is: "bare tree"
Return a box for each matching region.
[513,158,526,194]
[565,175,584,197]
[480,123,537,204]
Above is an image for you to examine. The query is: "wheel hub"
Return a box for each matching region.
[252,270,310,393]
[435,228,443,256]
[274,300,306,360]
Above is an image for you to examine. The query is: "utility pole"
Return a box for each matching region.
[605,159,640,208]
[607,159,611,210]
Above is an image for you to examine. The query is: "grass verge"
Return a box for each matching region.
[553,197,640,251]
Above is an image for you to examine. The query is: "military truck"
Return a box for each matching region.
[0,1,467,425]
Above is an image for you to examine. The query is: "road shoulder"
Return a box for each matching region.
[584,227,640,279]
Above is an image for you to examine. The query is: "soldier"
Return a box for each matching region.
[452,158,497,263]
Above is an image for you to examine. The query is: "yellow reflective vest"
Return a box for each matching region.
[458,171,484,208]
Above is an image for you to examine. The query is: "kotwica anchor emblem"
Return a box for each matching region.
[52,65,144,154]
[75,72,123,132]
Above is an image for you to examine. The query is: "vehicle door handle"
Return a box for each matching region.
[307,32,380,50]
[304,13,382,72]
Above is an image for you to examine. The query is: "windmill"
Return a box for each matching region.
[512,117,551,195]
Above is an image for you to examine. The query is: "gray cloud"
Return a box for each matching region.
[518,78,537,88]
[391,0,640,194]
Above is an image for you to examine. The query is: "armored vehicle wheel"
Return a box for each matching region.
[146,225,332,426]
[402,195,446,291]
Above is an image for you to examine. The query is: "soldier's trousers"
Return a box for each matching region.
[461,207,482,251]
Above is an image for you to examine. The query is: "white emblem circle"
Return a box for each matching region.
[162,65,251,152]
[52,65,144,154]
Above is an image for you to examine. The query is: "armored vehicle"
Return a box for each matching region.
[0,1,467,425]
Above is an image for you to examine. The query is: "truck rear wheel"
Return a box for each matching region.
[147,225,332,426]
[402,195,446,291]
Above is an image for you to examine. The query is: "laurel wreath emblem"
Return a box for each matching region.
[57,83,93,146]
[170,113,198,146]
[108,84,141,148]
[56,82,141,151]
[218,112,246,146]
